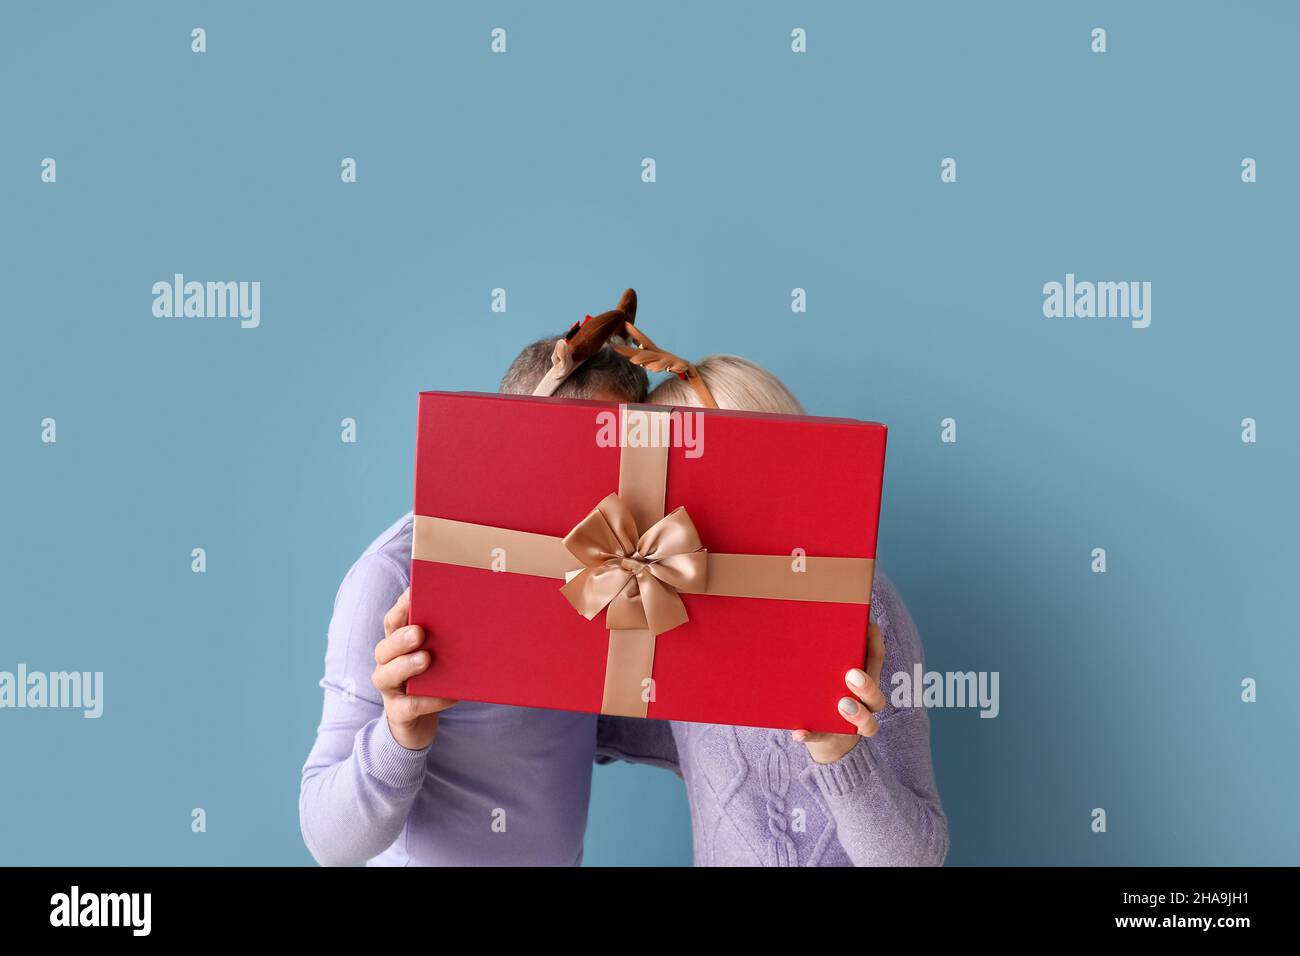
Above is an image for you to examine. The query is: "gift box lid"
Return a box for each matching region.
[409,390,888,732]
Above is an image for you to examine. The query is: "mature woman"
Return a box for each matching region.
[598,354,948,867]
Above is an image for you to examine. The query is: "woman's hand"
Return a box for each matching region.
[791,620,887,764]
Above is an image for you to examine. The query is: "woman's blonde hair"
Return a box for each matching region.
[649,354,805,415]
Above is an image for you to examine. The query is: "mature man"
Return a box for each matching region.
[299,326,647,866]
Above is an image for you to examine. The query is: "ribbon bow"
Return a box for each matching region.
[560,493,708,637]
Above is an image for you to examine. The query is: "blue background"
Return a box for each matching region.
[1,1,1296,866]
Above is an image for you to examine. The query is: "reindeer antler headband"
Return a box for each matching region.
[531,288,718,409]
[612,323,719,409]
[531,289,639,398]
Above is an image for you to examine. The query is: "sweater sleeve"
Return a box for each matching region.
[298,551,431,867]
[594,716,681,773]
[804,576,949,866]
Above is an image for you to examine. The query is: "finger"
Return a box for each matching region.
[374,624,424,666]
[371,650,430,694]
[383,588,411,638]
[845,666,887,712]
[837,696,879,737]
[791,729,834,745]
[393,695,458,721]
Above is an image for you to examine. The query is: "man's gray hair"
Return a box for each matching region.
[499,335,649,401]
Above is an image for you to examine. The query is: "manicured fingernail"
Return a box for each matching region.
[846,668,868,687]
[838,696,860,716]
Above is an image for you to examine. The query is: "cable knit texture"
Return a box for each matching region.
[597,572,948,866]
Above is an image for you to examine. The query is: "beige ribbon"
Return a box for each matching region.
[560,494,708,637]
[412,406,875,717]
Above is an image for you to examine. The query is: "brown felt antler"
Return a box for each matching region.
[531,289,639,397]
[530,287,718,408]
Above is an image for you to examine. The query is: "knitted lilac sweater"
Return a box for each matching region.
[596,573,948,866]
[300,514,945,866]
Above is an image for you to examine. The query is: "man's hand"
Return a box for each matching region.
[791,620,887,765]
[371,588,457,750]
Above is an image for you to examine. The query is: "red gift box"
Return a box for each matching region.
[406,391,887,734]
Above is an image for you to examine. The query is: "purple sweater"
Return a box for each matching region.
[300,514,946,866]
[300,514,598,866]
[597,573,948,867]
